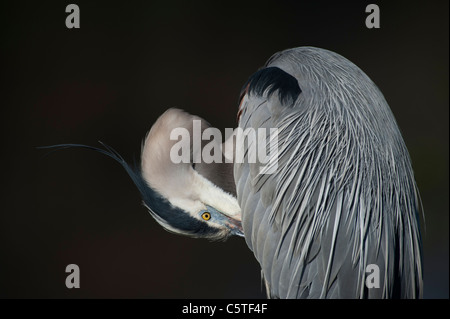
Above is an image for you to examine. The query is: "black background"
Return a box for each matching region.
[0,1,448,298]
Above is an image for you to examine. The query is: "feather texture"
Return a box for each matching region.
[235,47,423,298]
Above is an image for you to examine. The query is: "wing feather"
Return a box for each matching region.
[234,47,423,298]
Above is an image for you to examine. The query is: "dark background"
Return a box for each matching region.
[0,1,448,298]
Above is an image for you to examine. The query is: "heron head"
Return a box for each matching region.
[139,108,243,240]
[43,109,243,240]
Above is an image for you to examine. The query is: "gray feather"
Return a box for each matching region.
[235,47,423,299]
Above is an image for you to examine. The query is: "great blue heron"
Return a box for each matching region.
[44,47,423,298]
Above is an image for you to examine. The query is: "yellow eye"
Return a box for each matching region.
[202,212,211,221]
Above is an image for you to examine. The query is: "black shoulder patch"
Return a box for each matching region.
[242,67,302,105]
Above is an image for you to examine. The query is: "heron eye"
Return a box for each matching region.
[201,212,211,221]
